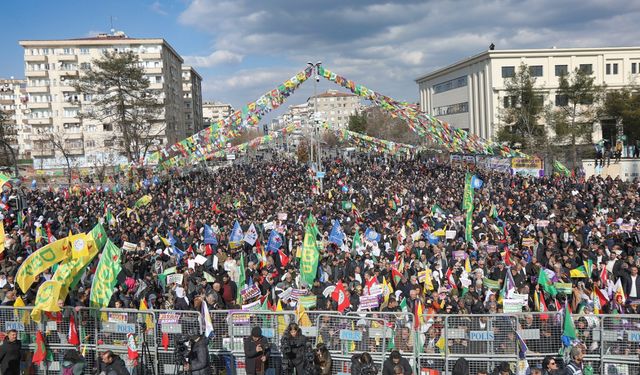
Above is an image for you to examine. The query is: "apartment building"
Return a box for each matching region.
[20,32,200,169]
[415,46,640,141]
[202,102,233,126]
[182,66,203,134]
[308,89,360,128]
[0,78,29,161]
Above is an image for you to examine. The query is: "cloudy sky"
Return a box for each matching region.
[2,0,639,113]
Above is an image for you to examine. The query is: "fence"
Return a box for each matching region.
[1,307,639,375]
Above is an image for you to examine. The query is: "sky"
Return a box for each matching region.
[2,0,640,115]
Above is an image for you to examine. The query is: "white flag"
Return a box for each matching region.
[243,223,258,246]
[201,300,214,338]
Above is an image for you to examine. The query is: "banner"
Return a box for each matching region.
[16,238,70,293]
[359,295,380,310]
[298,295,317,309]
[240,284,261,302]
[30,280,63,322]
[463,173,474,242]
[300,225,319,286]
[89,239,123,308]
[483,278,501,290]
[554,282,573,295]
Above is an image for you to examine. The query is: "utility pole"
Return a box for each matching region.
[307,61,323,194]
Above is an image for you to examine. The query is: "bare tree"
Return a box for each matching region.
[0,109,19,176]
[37,130,76,184]
[91,152,118,183]
[74,51,164,163]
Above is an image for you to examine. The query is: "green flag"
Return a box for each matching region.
[341,201,352,210]
[90,223,108,250]
[463,173,474,243]
[490,205,498,219]
[563,302,577,340]
[352,228,362,251]
[300,225,319,286]
[553,160,571,177]
[238,252,246,287]
[0,172,11,187]
[431,204,444,216]
[537,268,558,297]
[399,297,408,312]
[89,239,122,308]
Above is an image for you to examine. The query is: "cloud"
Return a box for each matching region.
[178,0,640,106]
[184,50,243,67]
[150,1,168,16]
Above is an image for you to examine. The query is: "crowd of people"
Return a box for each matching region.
[1,152,640,374]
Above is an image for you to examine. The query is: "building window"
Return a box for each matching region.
[103,123,113,131]
[502,66,515,78]
[579,64,593,74]
[555,65,568,76]
[433,76,468,94]
[79,48,90,55]
[433,102,469,116]
[632,63,638,74]
[503,96,516,108]
[555,94,569,107]
[529,65,543,77]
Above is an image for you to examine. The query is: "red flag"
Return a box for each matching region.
[68,315,80,345]
[278,250,289,268]
[594,288,609,310]
[33,330,46,365]
[600,266,608,286]
[212,202,221,214]
[414,300,424,330]
[186,245,194,254]
[162,332,169,351]
[391,268,403,286]
[365,277,378,295]
[539,291,549,321]
[127,333,139,360]
[331,280,350,312]
[445,268,457,289]
[205,244,213,256]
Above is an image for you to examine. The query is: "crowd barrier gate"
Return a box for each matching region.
[2,307,639,375]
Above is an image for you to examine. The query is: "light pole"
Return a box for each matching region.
[307,61,323,194]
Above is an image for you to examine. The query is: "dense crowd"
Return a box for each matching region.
[0,153,639,361]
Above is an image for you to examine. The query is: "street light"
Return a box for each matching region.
[307,61,323,194]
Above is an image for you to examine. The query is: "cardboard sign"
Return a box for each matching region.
[194,255,208,265]
[122,241,137,251]
[359,295,379,309]
[536,220,550,228]
[277,212,288,221]
[486,245,498,253]
[166,273,183,285]
[445,230,457,239]
[158,313,180,324]
[503,299,524,312]
[453,250,467,260]
[108,313,128,323]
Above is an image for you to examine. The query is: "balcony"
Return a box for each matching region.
[139,52,162,60]
[63,132,83,140]
[27,118,53,125]
[62,116,81,123]
[26,70,48,77]
[31,133,52,141]
[60,70,79,78]
[145,67,162,74]
[149,82,163,90]
[29,102,51,109]
[26,85,50,93]
[56,54,77,62]
[67,146,84,156]
[32,148,55,157]
[25,54,47,62]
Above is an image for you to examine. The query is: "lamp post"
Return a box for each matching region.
[307,61,323,194]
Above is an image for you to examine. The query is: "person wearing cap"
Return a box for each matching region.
[243,326,270,375]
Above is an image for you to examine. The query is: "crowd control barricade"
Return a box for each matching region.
[154,310,202,375]
[314,313,389,374]
[348,310,418,374]
[96,308,158,375]
[228,310,296,375]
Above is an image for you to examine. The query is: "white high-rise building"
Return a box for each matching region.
[202,102,233,125]
[0,78,28,160]
[19,32,201,169]
[182,66,203,134]
[308,89,360,128]
[416,46,640,141]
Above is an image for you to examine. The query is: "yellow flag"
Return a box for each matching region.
[276,300,287,336]
[139,299,154,331]
[13,296,30,324]
[126,208,134,218]
[0,221,5,254]
[424,268,434,291]
[160,236,171,247]
[69,233,90,259]
[435,335,446,354]
[134,194,152,208]
[16,238,70,293]
[464,257,471,273]
[296,303,312,327]
[433,228,446,237]
[31,280,63,322]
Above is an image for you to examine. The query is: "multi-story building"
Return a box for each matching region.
[416,46,640,141]
[19,32,199,169]
[202,102,233,126]
[0,78,29,160]
[182,66,203,134]
[308,89,360,128]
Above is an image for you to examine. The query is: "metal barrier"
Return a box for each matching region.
[3,306,639,375]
